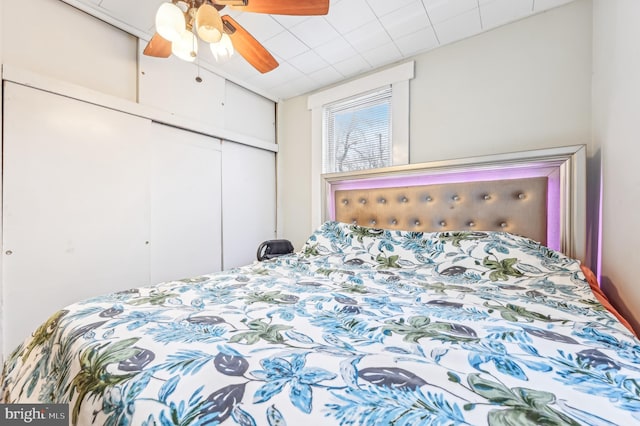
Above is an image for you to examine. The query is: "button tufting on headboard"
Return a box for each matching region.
[325,145,587,259]
[333,176,548,245]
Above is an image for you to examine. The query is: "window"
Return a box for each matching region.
[308,61,414,228]
[323,87,392,173]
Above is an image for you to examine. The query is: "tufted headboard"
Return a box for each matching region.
[322,145,586,261]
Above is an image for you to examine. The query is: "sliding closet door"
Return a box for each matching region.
[222,141,276,268]
[150,123,222,283]
[2,82,151,354]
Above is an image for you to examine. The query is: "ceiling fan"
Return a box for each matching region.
[143,0,330,74]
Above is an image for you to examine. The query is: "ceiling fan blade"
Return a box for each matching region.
[216,0,329,15]
[222,15,279,74]
[143,33,172,58]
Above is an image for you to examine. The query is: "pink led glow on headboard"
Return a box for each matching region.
[326,164,562,251]
[323,146,586,262]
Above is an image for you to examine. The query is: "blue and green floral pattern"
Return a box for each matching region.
[2,221,639,425]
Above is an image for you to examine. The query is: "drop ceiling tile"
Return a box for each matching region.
[314,37,359,64]
[326,0,378,34]
[262,31,310,61]
[379,2,431,39]
[249,62,303,88]
[222,8,244,21]
[273,14,315,28]
[333,55,372,78]
[288,50,330,74]
[366,0,418,17]
[423,0,479,24]
[345,21,393,52]
[231,14,285,41]
[534,0,576,12]
[433,8,482,45]
[308,66,345,87]
[360,42,403,68]
[271,75,320,99]
[394,26,439,56]
[64,0,575,101]
[480,0,533,30]
[290,18,341,49]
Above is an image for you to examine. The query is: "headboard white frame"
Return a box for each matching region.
[322,145,586,262]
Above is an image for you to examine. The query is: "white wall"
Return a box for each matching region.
[278,0,593,250]
[276,97,313,244]
[409,1,592,162]
[592,0,640,332]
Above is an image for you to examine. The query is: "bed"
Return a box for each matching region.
[3,145,640,425]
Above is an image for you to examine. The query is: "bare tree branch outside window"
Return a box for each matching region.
[328,100,391,173]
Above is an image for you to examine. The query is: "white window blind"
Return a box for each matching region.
[323,86,392,173]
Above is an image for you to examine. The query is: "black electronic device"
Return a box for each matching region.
[256,239,294,261]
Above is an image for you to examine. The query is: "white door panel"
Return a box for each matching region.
[222,141,276,269]
[150,123,222,283]
[2,82,151,354]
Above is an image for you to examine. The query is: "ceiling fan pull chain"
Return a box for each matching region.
[195,55,203,82]
[196,45,202,83]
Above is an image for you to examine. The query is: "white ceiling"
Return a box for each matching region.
[70,0,576,101]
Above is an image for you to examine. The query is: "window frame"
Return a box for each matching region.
[307,61,414,230]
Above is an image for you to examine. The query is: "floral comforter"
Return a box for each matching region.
[2,221,640,425]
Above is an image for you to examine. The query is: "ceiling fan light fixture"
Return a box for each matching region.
[172,30,198,62]
[146,0,330,71]
[210,33,234,62]
[196,4,224,43]
[155,2,186,43]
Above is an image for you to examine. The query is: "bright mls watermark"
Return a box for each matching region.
[0,404,68,425]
